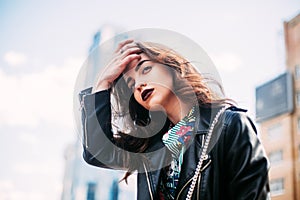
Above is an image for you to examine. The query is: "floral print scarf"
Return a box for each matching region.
[159,106,196,199]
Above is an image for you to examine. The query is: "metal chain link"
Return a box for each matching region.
[185,105,229,200]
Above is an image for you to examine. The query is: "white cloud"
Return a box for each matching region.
[18,132,40,146]
[13,161,59,175]
[0,179,61,200]
[3,51,28,66]
[0,57,83,128]
[9,161,64,199]
[211,52,243,72]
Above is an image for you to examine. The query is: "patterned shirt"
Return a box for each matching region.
[159,107,196,199]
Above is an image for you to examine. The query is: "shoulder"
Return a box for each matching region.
[223,106,248,123]
[223,106,255,129]
[221,106,259,147]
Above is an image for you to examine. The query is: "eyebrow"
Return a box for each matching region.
[135,59,151,72]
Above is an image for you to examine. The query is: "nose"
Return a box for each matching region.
[135,82,147,92]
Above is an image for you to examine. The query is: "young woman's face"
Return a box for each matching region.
[123,53,176,111]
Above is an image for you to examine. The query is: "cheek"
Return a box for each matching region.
[154,77,174,90]
[156,69,174,89]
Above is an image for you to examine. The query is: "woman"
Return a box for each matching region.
[79,39,270,199]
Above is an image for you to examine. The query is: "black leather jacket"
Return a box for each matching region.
[79,89,270,200]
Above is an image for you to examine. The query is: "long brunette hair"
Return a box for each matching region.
[111,41,233,181]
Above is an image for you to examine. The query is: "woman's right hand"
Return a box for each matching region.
[93,39,141,93]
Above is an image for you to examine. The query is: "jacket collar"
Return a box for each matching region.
[196,104,222,133]
[196,104,245,133]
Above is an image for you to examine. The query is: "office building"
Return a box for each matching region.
[256,13,300,200]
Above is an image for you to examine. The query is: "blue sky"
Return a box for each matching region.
[0,0,299,199]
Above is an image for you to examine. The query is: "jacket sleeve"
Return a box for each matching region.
[79,88,131,170]
[223,111,270,200]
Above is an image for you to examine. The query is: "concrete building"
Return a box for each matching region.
[256,13,300,200]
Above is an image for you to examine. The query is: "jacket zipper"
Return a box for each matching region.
[197,159,211,199]
[197,173,202,200]
[143,162,154,200]
[176,177,193,200]
[176,159,212,200]
[81,100,89,148]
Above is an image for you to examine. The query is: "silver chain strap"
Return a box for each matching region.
[185,106,229,200]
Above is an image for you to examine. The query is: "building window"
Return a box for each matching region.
[267,123,282,139]
[109,179,119,200]
[87,182,97,200]
[296,91,300,107]
[295,65,300,79]
[268,150,283,165]
[270,178,284,196]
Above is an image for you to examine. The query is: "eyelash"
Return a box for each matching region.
[130,81,135,91]
[129,66,152,91]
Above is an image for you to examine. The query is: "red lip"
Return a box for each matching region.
[141,88,154,101]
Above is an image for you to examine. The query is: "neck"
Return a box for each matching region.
[165,98,194,124]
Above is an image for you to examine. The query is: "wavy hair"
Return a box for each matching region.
[111,41,233,181]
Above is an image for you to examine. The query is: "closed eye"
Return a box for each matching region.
[129,81,135,91]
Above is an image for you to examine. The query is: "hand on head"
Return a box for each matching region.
[93,39,141,93]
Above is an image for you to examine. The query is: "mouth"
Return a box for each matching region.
[141,88,154,101]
